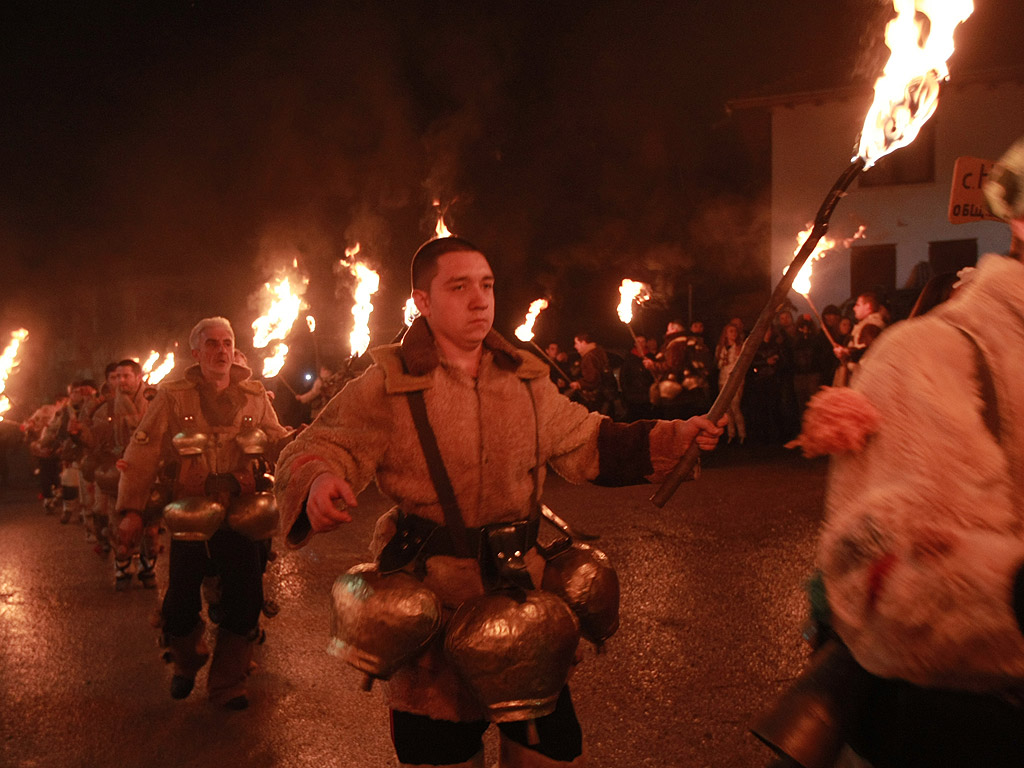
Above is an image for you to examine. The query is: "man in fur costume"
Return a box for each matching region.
[116,317,290,710]
[791,136,1024,765]
[274,236,724,768]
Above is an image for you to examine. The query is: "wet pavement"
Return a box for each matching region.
[0,443,827,768]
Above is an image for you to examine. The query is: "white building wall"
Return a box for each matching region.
[770,79,1024,309]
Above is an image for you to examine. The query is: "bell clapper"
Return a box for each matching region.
[361,673,375,692]
[526,720,540,746]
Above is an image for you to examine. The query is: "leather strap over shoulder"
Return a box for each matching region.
[405,390,471,558]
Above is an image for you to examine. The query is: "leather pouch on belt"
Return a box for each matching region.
[377,510,438,574]
[480,520,536,592]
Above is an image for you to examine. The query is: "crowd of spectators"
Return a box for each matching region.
[545,288,918,445]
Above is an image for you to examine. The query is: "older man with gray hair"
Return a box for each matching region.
[116,316,290,709]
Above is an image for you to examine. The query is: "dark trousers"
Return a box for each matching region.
[390,685,582,764]
[161,528,266,637]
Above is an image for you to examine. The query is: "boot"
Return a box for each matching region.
[499,736,586,767]
[399,752,484,768]
[165,621,210,699]
[137,553,158,589]
[207,627,256,709]
[59,495,78,524]
[114,559,133,591]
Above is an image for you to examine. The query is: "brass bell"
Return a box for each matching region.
[541,541,619,647]
[236,416,269,455]
[444,590,580,723]
[750,639,873,768]
[329,564,442,689]
[163,496,226,541]
[224,492,280,540]
[172,415,209,456]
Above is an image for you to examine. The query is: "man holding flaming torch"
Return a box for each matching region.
[116,317,290,709]
[274,236,724,768]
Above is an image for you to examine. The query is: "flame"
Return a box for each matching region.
[433,200,453,238]
[514,299,549,343]
[139,350,160,376]
[146,353,176,385]
[856,0,973,167]
[786,224,867,296]
[616,280,650,324]
[341,251,380,358]
[404,298,420,327]
[262,344,289,378]
[0,329,29,421]
[306,315,316,333]
[252,274,307,349]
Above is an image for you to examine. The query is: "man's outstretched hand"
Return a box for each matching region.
[306,472,358,532]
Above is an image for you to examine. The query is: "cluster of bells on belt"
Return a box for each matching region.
[328,515,620,725]
[163,416,280,542]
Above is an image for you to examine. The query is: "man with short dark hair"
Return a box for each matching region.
[832,291,886,385]
[275,236,724,767]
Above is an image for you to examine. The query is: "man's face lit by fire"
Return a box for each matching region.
[192,325,235,381]
[115,365,142,394]
[853,296,874,321]
[413,250,494,352]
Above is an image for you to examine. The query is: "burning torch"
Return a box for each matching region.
[786,224,866,348]
[0,328,28,421]
[390,297,421,344]
[653,0,975,507]
[251,270,308,395]
[341,244,380,372]
[514,299,571,381]
[616,280,650,348]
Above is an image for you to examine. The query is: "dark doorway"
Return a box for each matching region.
[929,239,977,275]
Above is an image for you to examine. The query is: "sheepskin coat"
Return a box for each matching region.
[274,318,652,721]
[819,253,1024,691]
[116,364,288,511]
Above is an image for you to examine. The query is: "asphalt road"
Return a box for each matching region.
[0,443,827,768]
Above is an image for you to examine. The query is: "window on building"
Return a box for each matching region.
[858,117,936,187]
[850,243,896,297]
[929,238,977,275]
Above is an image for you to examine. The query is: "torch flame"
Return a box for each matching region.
[262,344,289,378]
[856,0,973,168]
[139,351,160,376]
[252,274,307,349]
[433,199,453,238]
[785,224,867,296]
[617,280,650,324]
[404,298,420,327]
[306,315,316,333]
[344,256,380,358]
[146,353,176,385]
[0,328,28,421]
[514,299,549,343]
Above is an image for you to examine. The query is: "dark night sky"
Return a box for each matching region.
[1,0,1021,403]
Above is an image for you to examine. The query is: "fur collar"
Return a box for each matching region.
[163,363,263,395]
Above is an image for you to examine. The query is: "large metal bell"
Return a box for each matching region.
[225,492,279,540]
[163,496,226,541]
[444,590,580,723]
[541,542,619,647]
[329,564,442,686]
